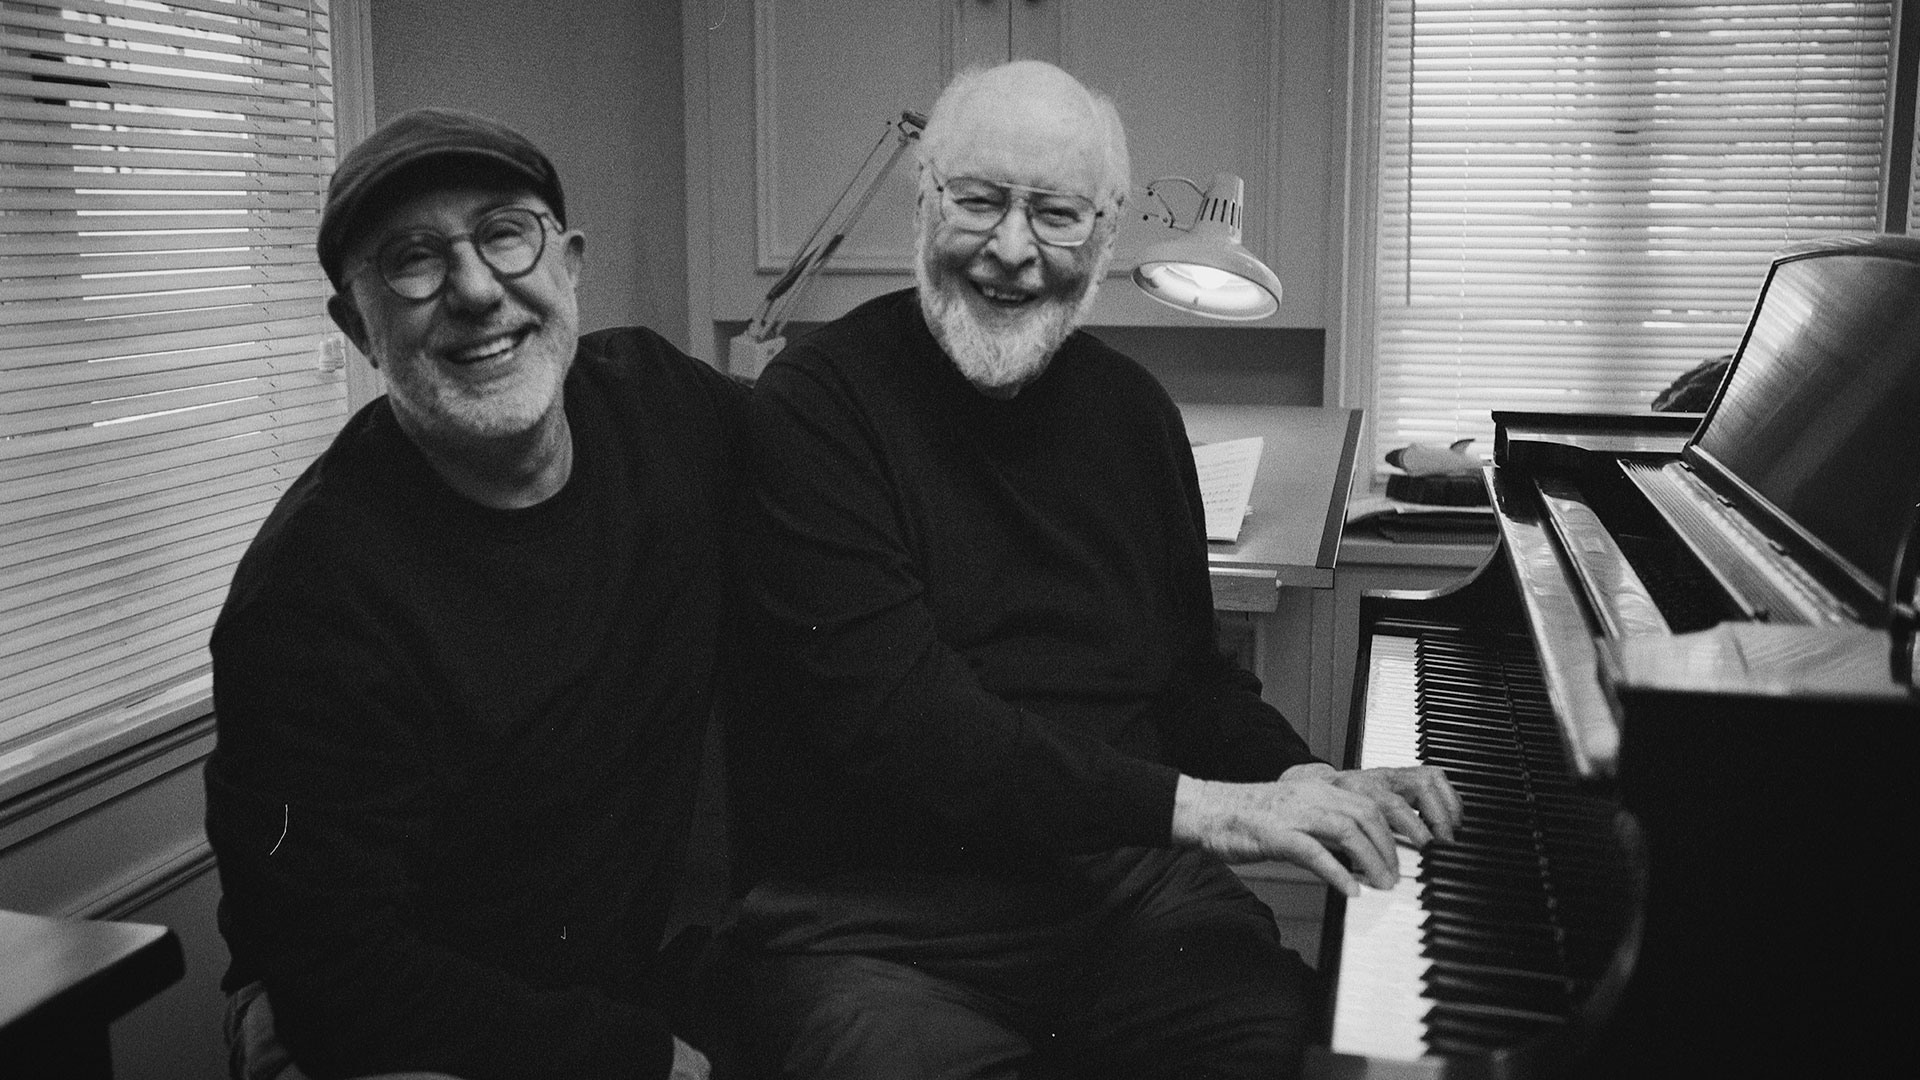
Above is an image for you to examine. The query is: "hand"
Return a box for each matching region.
[671,1035,711,1080]
[1170,763,1461,897]
[1325,763,1462,848]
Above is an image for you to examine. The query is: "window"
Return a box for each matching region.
[1909,108,1920,227]
[2,0,343,763]
[1347,0,1899,470]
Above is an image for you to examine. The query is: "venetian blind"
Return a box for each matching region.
[1,0,344,751]
[1371,0,1895,463]
[1910,110,1919,227]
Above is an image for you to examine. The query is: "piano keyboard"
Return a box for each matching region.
[1326,621,1629,1067]
[1329,634,1427,1060]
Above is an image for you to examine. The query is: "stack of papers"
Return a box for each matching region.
[1192,437,1263,543]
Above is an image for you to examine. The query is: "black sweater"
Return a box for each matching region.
[204,327,746,1080]
[732,289,1317,888]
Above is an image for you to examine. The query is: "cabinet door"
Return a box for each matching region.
[957,0,1017,70]
[1055,0,1324,323]
[750,1,1021,278]
[750,2,948,267]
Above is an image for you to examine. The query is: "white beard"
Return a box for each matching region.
[914,229,1111,395]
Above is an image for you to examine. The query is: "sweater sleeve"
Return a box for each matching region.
[1155,648,1324,781]
[740,359,1178,853]
[1154,395,1325,782]
[205,595,672,1080]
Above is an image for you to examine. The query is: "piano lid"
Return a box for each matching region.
[1683,234,1920,620]
[1482,235,1920,777]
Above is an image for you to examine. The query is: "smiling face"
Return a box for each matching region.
[914,65,1122,396]
[327,183,584,460]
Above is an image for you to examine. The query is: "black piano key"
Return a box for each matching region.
[1419,889,1554,924]
[1449,821,1551,846]
[1423,704,1528,725]
[1421,855,1544,882]
[1419,738,1563,770]
[1423,925,1561,968]
[1334,617,1641,1067]
[1423,844,1545,870]
[1413,723,1515,746]
[1449,778,1539,801]
[1423,967,1575,1013]
[1426,1000,1569,1028]
[1417,750,1530,779]
[1422,883,1553,916]
[1422,913,1563,950]
[1423,1005,1561,1054]
[1422,881,1557,921]
[1414,694,1513,713]
[1426,954,1581,987]
[1418,734,1556,765]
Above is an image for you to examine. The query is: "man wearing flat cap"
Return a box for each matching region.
[203,107,738,1080]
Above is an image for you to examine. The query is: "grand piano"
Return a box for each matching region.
[1313,235,1920,1079]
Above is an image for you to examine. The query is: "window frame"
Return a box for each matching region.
[1336,0,1915,482]
[0,0,371,804]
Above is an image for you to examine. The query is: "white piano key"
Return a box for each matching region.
[1329,634,1432,1063]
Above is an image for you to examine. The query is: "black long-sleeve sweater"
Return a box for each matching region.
[731,289,1318,889]
[204,327,746,1080]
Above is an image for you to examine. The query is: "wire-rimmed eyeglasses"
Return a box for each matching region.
[931,170,1104,249]
[354,205,560,301]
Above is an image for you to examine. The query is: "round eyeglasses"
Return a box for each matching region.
[356,205,559,301]
[931,171,1104,248]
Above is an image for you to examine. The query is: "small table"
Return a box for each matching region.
[1179,404,1363,609]
[0,909,184,1079]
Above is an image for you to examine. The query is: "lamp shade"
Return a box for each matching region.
[1131,173,1282,321]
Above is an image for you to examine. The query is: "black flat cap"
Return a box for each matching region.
[317,107,566,291]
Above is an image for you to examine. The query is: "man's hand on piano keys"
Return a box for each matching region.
[1170,764,1462,898]
[1322,763,1463,848]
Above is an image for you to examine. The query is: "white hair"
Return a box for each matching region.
[916,61,1130,209]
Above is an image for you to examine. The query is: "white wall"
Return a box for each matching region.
[371,0,693,349]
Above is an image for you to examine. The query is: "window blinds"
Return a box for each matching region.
[1371,0,1894,463]
[1,0,343,750]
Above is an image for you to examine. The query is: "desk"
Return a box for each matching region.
[1178,404,1363,760]
[1181,404,1362,609]
[0,909,184,1079]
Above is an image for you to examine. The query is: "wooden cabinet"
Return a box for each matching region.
[681,0,1345,363]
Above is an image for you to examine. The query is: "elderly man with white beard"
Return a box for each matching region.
[727,60,1461,1080]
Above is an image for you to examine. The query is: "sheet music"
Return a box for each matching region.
[1192,437,1263,543]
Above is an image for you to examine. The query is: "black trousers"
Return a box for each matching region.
[731,848,1321,1080]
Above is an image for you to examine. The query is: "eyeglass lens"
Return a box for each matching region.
[376,206,549,299]
[941,178,1098,247]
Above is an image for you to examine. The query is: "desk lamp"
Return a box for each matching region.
[1132,173,1283,320]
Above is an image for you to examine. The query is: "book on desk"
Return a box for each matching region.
[1193,435,1264,543]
